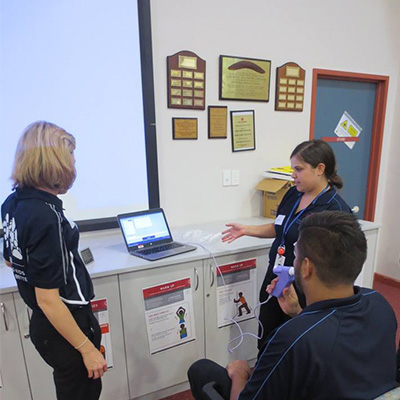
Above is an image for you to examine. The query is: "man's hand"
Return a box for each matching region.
[267,279,302,317]
[226,360,252,400]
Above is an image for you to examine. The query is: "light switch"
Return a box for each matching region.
[232,170,240,186]
[223,170,231,186]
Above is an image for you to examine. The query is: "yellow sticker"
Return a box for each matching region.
[341,120,348,130]
[348,125,358,137]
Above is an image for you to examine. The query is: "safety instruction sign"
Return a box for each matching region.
[143,277,196,355]
[334,111,363,149]
[216,258,257,328]
[91,298,114,369]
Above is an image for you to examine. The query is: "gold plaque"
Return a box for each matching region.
[297,87,304,94]
[182,89,193,97]
[296,95,303,101]
[279,78,288,85]
[208,106,227,138]
[183,98,193,106]
[171,98,182,105]
[194,90,204,98]
[288,87,296,93]
[182,71,193,78]
[279,86,287,93]
[171,69,181,77]
[193,81,204,88]
[286,66,300,78]
[171,79,181,87]
[194,72,204,79]
[173,118,198,140]
[287,103,295,108]
[193,99,203,106]
[182,80,193,88]
[296,103,303,109]
[279,94,287,100]
[178,55,197,70]
[171,89,181,96]
[297,80,304,86]
[220,55,271,101]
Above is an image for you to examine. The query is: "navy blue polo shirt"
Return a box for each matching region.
[2,188,94,311]
[268,186,351,273]
[239,287,398,400]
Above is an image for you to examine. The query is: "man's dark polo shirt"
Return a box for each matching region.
[239,287,398,400]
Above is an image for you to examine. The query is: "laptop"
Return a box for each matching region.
[117,208,196,261]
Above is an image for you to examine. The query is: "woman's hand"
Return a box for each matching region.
[267,278,302,317]
[79,342,108,379]
[222,223,246,243]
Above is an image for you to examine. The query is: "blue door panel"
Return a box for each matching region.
[313,79,376,218]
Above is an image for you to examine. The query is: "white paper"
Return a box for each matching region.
[143,277,196,355]
[91,298,114,369]
[217,259,257,328]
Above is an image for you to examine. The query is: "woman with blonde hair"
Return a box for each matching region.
[1,121,107,400]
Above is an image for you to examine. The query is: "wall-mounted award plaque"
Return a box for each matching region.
[219,55,271,102]
[167,51,206,110]
[275,62,305,111]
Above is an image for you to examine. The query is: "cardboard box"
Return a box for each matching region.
[256,179,293,218]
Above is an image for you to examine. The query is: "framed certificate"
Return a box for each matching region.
[172,118,198,140]
[219,55,271,102]
[208,106,228,139]
[230,110,255,152]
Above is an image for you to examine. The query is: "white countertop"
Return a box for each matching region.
[0,217,380,294]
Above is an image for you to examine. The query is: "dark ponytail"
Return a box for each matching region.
[291,140,343,189]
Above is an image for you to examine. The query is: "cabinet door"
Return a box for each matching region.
[119,260,204,399]
[14,275,129,400]
[204,249,269,366]
[93,275,129,400]
[0,293,32,400]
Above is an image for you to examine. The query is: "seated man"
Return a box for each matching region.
[188,211,398,400]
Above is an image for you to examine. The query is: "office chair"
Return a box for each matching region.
[201,381,400,400]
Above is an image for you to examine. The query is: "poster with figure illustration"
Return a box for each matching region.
[91,298,114,368]
[143,277,196,355]
[217,259,257,328]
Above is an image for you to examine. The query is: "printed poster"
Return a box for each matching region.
[217,259,257,328]
[334,111,363,149]
[143,277,196,355]
[91,298,114,368]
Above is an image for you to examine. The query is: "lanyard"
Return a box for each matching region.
[278,184,330,254]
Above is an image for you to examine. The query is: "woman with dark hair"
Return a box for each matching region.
[222,139,351,348]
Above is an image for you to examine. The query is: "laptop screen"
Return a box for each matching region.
[118,210,172,249]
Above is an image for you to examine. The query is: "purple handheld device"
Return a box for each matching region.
[271,266,295,298]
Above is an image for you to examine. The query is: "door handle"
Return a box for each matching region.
[210,264,215,287]
[352,206,360,213]
[24,306,32,339]
[194,267,199,291]
[1,302,8,331]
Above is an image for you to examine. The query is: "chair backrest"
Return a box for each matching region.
[374,386,400,400]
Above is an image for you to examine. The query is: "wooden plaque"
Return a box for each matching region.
[275,62,306,111]
[167,51,206,110]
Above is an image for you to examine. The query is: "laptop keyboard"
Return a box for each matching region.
[138,242,183,255]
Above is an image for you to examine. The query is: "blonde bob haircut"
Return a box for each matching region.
[11,121,76,192]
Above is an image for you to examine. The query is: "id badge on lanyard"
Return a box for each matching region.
[274,245,286,267]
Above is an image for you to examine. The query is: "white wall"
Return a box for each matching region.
[150,0,400,278]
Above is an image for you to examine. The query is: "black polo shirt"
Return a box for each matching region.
[2,188,94,311]
[239,287,398,400]
[268,186,352,274]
